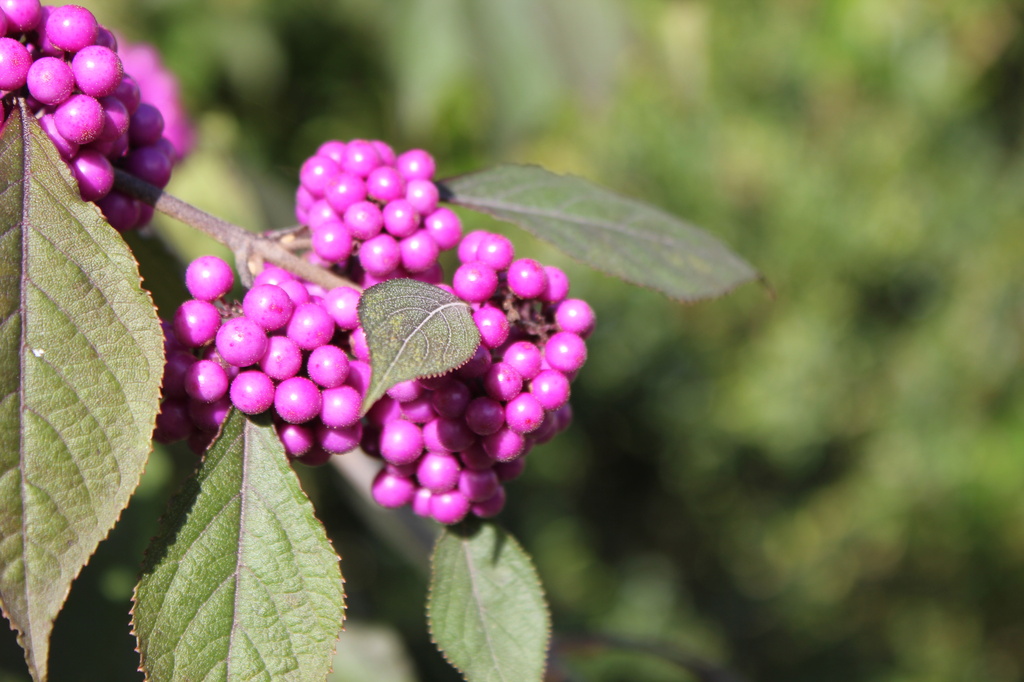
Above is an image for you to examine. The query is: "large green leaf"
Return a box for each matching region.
[439,164,760,302]
[132,410,345,681]
[358,278,480,413]
[0,101,163,681]
[428,520,550,682]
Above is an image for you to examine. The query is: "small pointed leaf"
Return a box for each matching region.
[132,410,345,681]
[440,164,760,302]
[358,278,480,413]
[428,520,550,682]
[0,101,163,681]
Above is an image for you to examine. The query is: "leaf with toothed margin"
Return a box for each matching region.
[357,278,480,414]
[0,100,163,682]
[428,519,550,682]
[439,164,762,302]
[132,409,345,681]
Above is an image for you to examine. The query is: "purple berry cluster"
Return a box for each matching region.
[0,1,181,230]
[295,138,461,289]
[155,255,370,465]
[363,229,593,524]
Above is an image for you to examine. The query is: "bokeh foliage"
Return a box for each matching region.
[3,0,1024,680]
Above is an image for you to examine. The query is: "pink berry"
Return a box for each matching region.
[530,369,570,411]
[476,233,515,271]
[417,452,462,494]
[184,359,230,403]
[380,419,425,465]
[26,57,74,106]
[366,165,405,202]
[359,233,401,277]
[396,149,435,180]
[424,208,462,250]
[307,344,350,388]
[399,232,439,273]
[383,199,419,238]
[502,341,542,380]
[483,362,523,402]
[507,258,548,299]
[405,178,439,215]
[431,490,471,525]
[186,256,234,302]
[230,370,275,414]
[1,0,41,32]
[453,262,498,303]
[71,149,114,202]
[258,335,303,380]
[173,299,221,347]
[482,427,526,462]
[505,393,545,434]
[324,172,367,214]
[371,469,417,508]
[287,302,335,350]
[465,396,505,436]
[473,306,510,348]
[299,155,340,197]
[275,376,322,424]
[312,220,354,263]
[243,284,294,331]
[344,200,384,240]
[544,332,588,373]
[542,266,570,303]
[55,93,104,144]
[555,299,596,337]
[71,45,122,97]
[45,4,98,52]
[342,139,381,177]
[471,487,507,518]
[215,317,269,367]
[277,422,316,457]
[320,385,361,428]
[459,468,500,503]
[318,422,362,454]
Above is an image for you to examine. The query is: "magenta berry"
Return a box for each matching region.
[416,452,461,494]
[0,39,30,90]
[71,45,122,97]
[542,265,570,303]
[405,178,439,215]
[359,233,401,277]
[383,199,419,238]
[320,385,361,428]
[344,200,384,240]
[471,487,507,518]
[459,468,500,503]
[424,208,462,250]
[55,93,104,144]
[545,331,588,373]
[476,233,515,271]
[278,422,316,457]
[465,396,506,436]
[505,393,545,434]
[507,258,548,299]
[483,427,527,462]
[45,5,98,52]
[286,302,335,350]
[556,298,596,336]
[312,220,353,263]
[431,379,472,419]
[366,165,405,202]
[71,149,114,201]
[299,155,340,197]
[2,0,41,31]
[173,299,221,348]
[307,344,350,388]
[484,362,523,402]
[386,379,422,403]
[453,262,499,303]
[184,359,229,403]
[216,317,269,367]
[258,335,303,380]
[379,419,424,465]
[154,399,191,443]
[503,341,543,380]
[275,376,322,424]
[186,256,234,302]
[26,57,73,105]
[243,284,294,331]
[530,369,571,411]
[473,306,510,349]
[230,370,276,414]
[431,490,471,525]
[188,396,231,433]
[128,103,164,147]
[324,173,367,213]
[371,469,417,508]
[423,417,475,453]
[399,232,440,273]
[318,422,362,454]
[396,149,435,180]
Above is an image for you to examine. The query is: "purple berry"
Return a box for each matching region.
[423,417,475,453]
[366,165,405,202]
[542,266,570,303]
[71,149,113,201]
[258,335,303,380]
[45,4,97,52]
[286,302,335,350]
[253,266,294,287]
[417,451,461,494]
[184,359,229,403]
[386,379,422,403]
[459,468,500,503]
[465,396,505,436]
[275,376,322,424]
[1,0,41,31]
[318,422,362,454]
[94,26,116,50]
[507,258,548,299]
[296,446,333,466]
[161,351,195,400]
[483,362,523,402]
[316,140,346,163]
[503,341,542,380]
[431,490,471,525]
[505,393,545,434]
[380,419,424,465]
[122,144,173,188]
[457,345,493,379]
[430,379,471,419]
[476,233,515,271]
[188,395,230,432]
[555,299,596,337]
[299,155,340,197]
[342,139,380,177]
[308,344,350,388]
[324,286,361,330]
[530,369,570,411]
[460,443,495,471]
[349,326,371,363]
[324,172,367,214]
[54,93,103,144]
[154,399,191,443]
[344,200,384,240]
[320,385,361,428]
[71,45,122,97]
[128,103,164,147]
[372,140,396,165]
[97,95,130,141]
[382,199,419,238]
[544,332,587,373]
[471,487,506,518]
[26,56,73,105]
[396,149,435,180]
[173,299,221,347]
[482,427,526,462]
[277,422,315,457]
[312,219,353,263]
[473,306,510,348]
[38,113,78,160]
[424,208,462,250]
[278,279,311,306]
[405,178,439,215]
[494,457,526,481]
[412,487,434,517]
[399,232,439,273]
[230,370,275,414]
[359,233,401,277]
[215,317,269,367]
[372,469,417,508]
[457,230,487,264]
[400,395,436,423]
[453,262,498,303]
[243,283,294,331]
[97,191,140,231]
[113,74,141,114]
[346,360,372,395]
[186,255,234,302]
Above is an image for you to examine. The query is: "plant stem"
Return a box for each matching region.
[113,170,360,291]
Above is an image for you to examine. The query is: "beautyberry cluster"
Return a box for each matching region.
[0,1,181,230]
[363,229,593,524]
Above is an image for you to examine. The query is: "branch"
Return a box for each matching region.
[113,170,360,291]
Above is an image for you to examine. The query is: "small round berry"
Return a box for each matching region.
[154,399,191,443]
[544,332,588,373]
[399,232,439,273]
[97,95,130,141]
[277,422,315,457]
[417,451,461,494]
[505,393,545,434]
[38,114,79,161]
[71,45,122,97]
[71,150,114,202]
[316,140,346,163]
[349,326,371,363]
[386,379,422,403]
[431,490,471,525]
[431,379,471,419]
[324,286,361,330]
[346,360,372,395]
[173,299,221,347]
[366,165,405,202]
[460,443,495,471]
[424,208,462,250]
[296,446,333,466]
[258,335,303,380]
[476,233,515,271]
[494,457,526,481]
[359,233,401,277]
[423,417,475,453]
[215,317,269,367]
[26,57,73,106]
[542,266,570,303]
[96,191,140,231]
[465,396,505,436]
[412,487,434,517]
[320,385,361,428]
[311,220,353,263]
[161,351,195,400]
[383,199,419,238]
[184,359,229,403]
[278,279,311,306]
[459,468,500,503]
[308,344,350,388]
[188,430,216,455]
[318,422,362,454]
[299,155,340,197]
[128,103,164,147]
[286,302,334,350]
[371,469,417,508]
[396,149,436,180]
[400,395,435,423]
[306,199,338,231]
[1,0,41,31]
[457,230,488,264]
[482,427,526,462]
[242,284,294,331]
[324,172,367,213]
[230,370,275,414]
[483,362,523,402]
[507,258,548,299]
[344,200,384,240]
[380,420,425,465]
[371,140,396,165]
[530,369,571,411]
[342,139,381,177]
[405,178,439,215]
[275,376,322,424]
[94,26,116,50]
[45,4,97,52]
[186,256,234,302]
[122,144,173,188]
[502,341,542,380]
[54,94,104,145]
[366,396,402,428]
[453,262,498,303]
[555,299,596,337]
[473,306,510,348]
[531,411,559,445]
[457,344,493,379]
[471,487,507,518]
[253,266,294,287]
[113,74,141,114]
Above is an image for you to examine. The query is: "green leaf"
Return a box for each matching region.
[357,278,480,414]
[428,520,550,682]
[439,164,761,302]
[132,409,345,682]
[0,101,163,681]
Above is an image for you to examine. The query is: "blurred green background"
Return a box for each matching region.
[4,0,1024,680]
